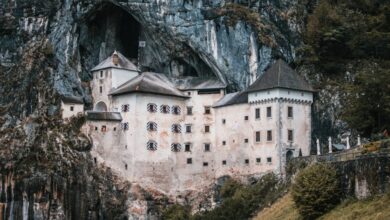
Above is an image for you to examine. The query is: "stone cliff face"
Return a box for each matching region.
[0,0,334,219]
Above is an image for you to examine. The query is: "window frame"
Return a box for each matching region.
[288,129,294,142]
[204,143,211,152]
[267,157,272,163]
[147,121,157,132]
[184,143,191,152]
[172,105,181,115]
[171,143,181,152]
[185,124,192,133]
[187,106,193,115]
[204,106,211,114]
[172,124,182,133]
[287,106,293,118]
[187,158,193,164]
[267,106,272,118]
[255,131,261,142]
[147,103,157,113]
[160,105,170,114]
[255,108,260,119]
[147,140,158,151]
[70,106,74,111]
[204,125,210,133]
[267,130,273,141]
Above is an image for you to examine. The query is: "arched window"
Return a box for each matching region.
[172,106,181,115]
[121,104,130,112]
[171,143,181,152]
[121,122,129,131]
[147,140,157,151]
[172,124,181,133]
[147,103,157,113]
[95,101,107,112]
[147,122,157,131]
[160,105,170,114]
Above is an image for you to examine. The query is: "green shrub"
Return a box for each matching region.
[292,163,340,219]
[161,204,191,220]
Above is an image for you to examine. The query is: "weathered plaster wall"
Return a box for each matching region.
[61,102,84,119]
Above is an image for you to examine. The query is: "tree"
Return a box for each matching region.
[291,163,340,219]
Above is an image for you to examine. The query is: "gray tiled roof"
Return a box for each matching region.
[91,51,138,72]
[61,95,84,104]
[246,59,314,92]
[213,91,248,108]
[86,111,122,121]
[109,72,189,98]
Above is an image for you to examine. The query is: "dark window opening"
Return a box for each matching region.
[125,145,127,149]
[203,162,209,167]
[186,125,192,133]
[267,157,272,163]
[101,125,107,132]
[185,143,191,152]
[244,116,249,121]
[205,125,210,133]
[204,143,210,152]
[222,160,227,165]
[147,140,157,151]
[267,130,272,141]
[161,105,170,114]
[245,159,249,164]
[99,86,103,93]
[267,107,272,118]
[147,103,157,112]
[100,71,103,78]
[222,141,226,145]
[204,106,211,114]
[255,131,261,142]
[121,104,130,112]
[244,138,249,143]
[172,106,181,115]
[288,106,293,118]
[222,119,226,124]
[121,122,129,131]
[255,108,260,119]
[95,127,98,131]
[198,89,220,95]
[172,124,181,133]
[94,157,97,164]
[125,164,128,170]
[288,129,293,142]
[171,143,181,152]
[187,158,192,164]
[147,122,157,131]
[187,106,193,115]
[70,106,74,111]
[256,158,261,163]
[113,127,117,131]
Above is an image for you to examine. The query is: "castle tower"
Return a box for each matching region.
[90,51,139,111]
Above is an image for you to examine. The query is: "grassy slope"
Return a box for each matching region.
[254,193,390,220]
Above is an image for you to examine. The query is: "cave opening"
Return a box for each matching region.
[79,2,140,77]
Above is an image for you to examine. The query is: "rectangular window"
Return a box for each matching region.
[267,157,272,163]
[255,131,261,142]
[222,119,226,124]
[121,104,130,112]
[203,162,209,167]
[70,106,74,111]
[222,160,227,165]
[187,106,193,115]
[186,124,192,133]
[205,125,210,133]
[288,106,293,118]
[267,130,272,141]
[245,159,249,164]
[204,106,211,114]
[99,86,103,93]
[244,116,249,121]
[204,143,210,152]
[185,143,191,152]
[222,141,226,145]
[244,138,249,143]
[267,107,272,118]
[256,158,261,163]
[101,125,107,132]
[255,108,260,119]
[187,158,192,164]
[288,129,293,142]
[100,71,103,78]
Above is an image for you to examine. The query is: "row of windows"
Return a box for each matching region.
[254,106,293,119]
[255,130,294,142]
[146,141,210,152]
[147,104,211,115]
[186,157,273,166]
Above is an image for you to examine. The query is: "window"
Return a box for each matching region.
[113,127,116,131]
[101,125,107,132]
[267,157,272,163]
[203,162,209,167]
[244,138,249,143]
[147,122,157,132]
[147,103,157,113]
[288,129,293,142]
[222,160,227,165]
[125,164,128,170]
[99,86,103,94]
[287,106,293,118]
[267,130,272,141]
[255,131,261,142]
[185,143,191,152]
[204,106,211,114]
[205,125,210,133]
[171,143,181,152]
[204,143,210,152]
[100,71,103,78]
[185,124,192,133]
[121,122,129,131]
[267,107,272,118]
[172,106,181,115]
[222,119,226,124]
[187,158,192,164]
[187,106,193,115]
[222,141,226,145]
[172,124,181,133]
[70,106,74,111]
[125,145,127,149]
[147,140,157,151]
[244,116,249,121]
[245,159,249,164]
[187,92,191,96]
[255,108,260,119]
[121,104,130,112]
[160,105,170,114]
[256,158,261,163]
[94,127,98,131]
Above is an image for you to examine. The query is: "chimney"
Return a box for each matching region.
[112,51,119,66]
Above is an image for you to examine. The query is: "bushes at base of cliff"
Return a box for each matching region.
[292,163,341,219]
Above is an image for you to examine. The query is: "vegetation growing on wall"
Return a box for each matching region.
[291,163,341,219]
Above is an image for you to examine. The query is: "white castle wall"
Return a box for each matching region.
[61,102,84,119]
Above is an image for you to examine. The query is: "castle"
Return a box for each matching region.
[62,51,314,194]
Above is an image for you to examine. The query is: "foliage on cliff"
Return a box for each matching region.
[291,163,340,219]
[162,173,286,220]
[300,0,390,136]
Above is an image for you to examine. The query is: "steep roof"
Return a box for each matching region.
[91,51,138,72]
[61,95,84,104]
[172,76,226,90]
[109,72,189,98]
[86,111,122,121]
[246,59,314,92]
[213,91,248,108]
